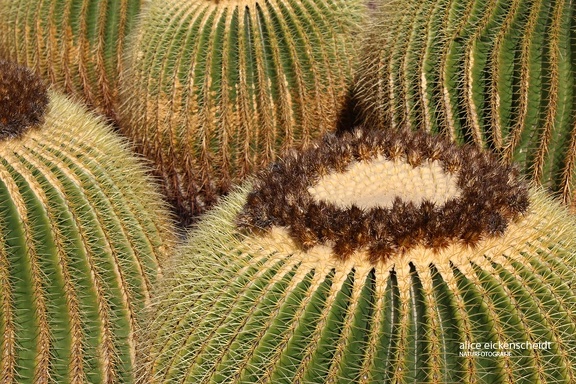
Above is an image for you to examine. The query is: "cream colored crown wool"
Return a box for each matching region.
[0,60,176,383]
[0,0,142,122]
[354,0,576,209]
[137,127,576,383]
[118,0,364,222]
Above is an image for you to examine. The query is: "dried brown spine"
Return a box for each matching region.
[0,60,48,139]
[238,127,529,263]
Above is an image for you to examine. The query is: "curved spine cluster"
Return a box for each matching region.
[0,0,142,122]
[0,89,176,383]
[354,0,576,207]
[118,0,363,222]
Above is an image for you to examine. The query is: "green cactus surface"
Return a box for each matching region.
[0,0,142,122]
[118,0,363,222]
[137,127,576,383]
[0,61,176,383]
[354,0,576,208]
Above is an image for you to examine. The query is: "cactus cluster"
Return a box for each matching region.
[136,127,576,383]
[354,0,576,207]
[1,0,576,383]
[0,0,142,122]
[118,0,363,221]
[0,60,175,383]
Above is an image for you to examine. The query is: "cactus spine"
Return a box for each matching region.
[137,127,576,383]
[354,0,576,208]
[0,0,142,122]
[118,0,363,222]
[0,61,176,383]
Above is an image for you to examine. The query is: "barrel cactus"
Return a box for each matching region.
[137,126,576,383]
[354,0,576,208]
[0,60,176,383]
[118,0,364,222]
[0,0,142,122]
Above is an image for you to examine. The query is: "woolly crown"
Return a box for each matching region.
[238,127,529,263]
[0,60,48,138]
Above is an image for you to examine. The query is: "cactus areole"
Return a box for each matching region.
[238,128,529,263]
[141,126,576,383]
[0,60,48,138]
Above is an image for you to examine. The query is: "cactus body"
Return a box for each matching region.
[118,0,363,222]
[0,61,176,383]
[138,127,576,383]
[354,0,576,208]
[0,0,142,122]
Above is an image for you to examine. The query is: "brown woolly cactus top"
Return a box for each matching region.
[238,127,530,264]
[0,60,48,139]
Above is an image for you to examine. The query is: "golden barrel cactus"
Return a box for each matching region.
[354,0,576,208]
[137,126,576,383]
[0,60,176,383]
[0,0,142,122]
[118,0,364,222]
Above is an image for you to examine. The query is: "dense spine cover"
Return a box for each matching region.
[137,127,576,383]
[354,0,576,208]
[0,60,48,137]
[0,62,176,383]
[118,0,363,222]
[0,0,142,122]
